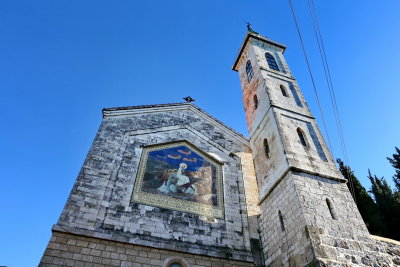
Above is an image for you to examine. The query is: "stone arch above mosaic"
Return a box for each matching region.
[131,140,224,218]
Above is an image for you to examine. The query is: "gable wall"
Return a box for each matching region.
[52,107,256,262]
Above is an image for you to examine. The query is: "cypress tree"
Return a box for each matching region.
[387,147,400,191]
[368,171,400,240]
[336,159,385,236]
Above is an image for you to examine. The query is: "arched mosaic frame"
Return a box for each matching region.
[131,140,224,218]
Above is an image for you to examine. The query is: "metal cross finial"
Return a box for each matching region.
[246,22,253,31]
[183,96,195,103]
[245,22,258,34]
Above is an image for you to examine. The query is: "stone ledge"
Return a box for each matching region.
[258,168,346,206]
[52,224,254,262]
[371,235,400,246]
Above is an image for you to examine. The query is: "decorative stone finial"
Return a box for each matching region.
[183,96,195,103]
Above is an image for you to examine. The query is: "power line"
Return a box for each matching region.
[287,0,356,200]
[307,0,347,163]
[287,0,334,154]
[307,0,356,200]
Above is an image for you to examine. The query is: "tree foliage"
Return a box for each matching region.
[368,170,400,240]
[336,159,385,236]
[337,146,400,241]
[387,147,400,191]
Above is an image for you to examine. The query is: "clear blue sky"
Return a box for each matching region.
[1,0,399,266]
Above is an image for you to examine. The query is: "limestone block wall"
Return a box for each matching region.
[260,71,311,118]
[53,104,255,262]
[237,42,257,93]
[292,172,389,266]
[258,172,313,267]
[245,77,271,134]
[236,152,263,266]
[365,236,400,266]
[258,171,400,267]
[239,55,265,132]
[39,231,255,267]
[249,110,289,200]
[275,109,341,180]
[236,152,260,239]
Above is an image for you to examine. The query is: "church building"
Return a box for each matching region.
[39,30,400,266]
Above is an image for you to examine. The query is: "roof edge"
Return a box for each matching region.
[103,102,185,113]
[102,102,249,144]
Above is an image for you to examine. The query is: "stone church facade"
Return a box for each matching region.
[39,31,400,266]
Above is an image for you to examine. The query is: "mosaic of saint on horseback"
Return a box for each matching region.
[140,144,220,206]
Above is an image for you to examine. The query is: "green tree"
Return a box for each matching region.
[368,171,400,240]
[387,147,400,191]
[337,159,385,236]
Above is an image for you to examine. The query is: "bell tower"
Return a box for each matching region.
[233,30,371,266]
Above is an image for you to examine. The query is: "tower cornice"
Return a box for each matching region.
[232,31,286,71]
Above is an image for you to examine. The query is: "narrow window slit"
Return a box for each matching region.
[278,210,285,232]
[280,85,289,97]
[297,128,307,147]
[254,94,259,109]
[326,198,337,220]
[264,139,270,158]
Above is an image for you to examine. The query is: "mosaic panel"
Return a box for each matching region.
[132,141,224,218]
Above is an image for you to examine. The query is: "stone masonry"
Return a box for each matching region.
[40,231,254,267]
[40,103,263,266]
[40,30,400,266]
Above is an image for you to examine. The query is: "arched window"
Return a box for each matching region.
[263,139,270,158]
[265,53,280,71]
[162,256,190,267]
[297,128,307,147]
[246,60,254,82]
[278,210,285,232]
[253,94,259,109]
[326,198,337,220]
[280,85,289,97]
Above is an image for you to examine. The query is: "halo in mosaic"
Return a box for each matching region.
[131,141,224,218]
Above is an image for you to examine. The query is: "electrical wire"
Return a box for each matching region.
[287,0,356,200]
[307,0,347,163]
[307,0,356,200]
[287,0,334,154]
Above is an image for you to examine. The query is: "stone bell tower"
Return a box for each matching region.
[233,29,372,266]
